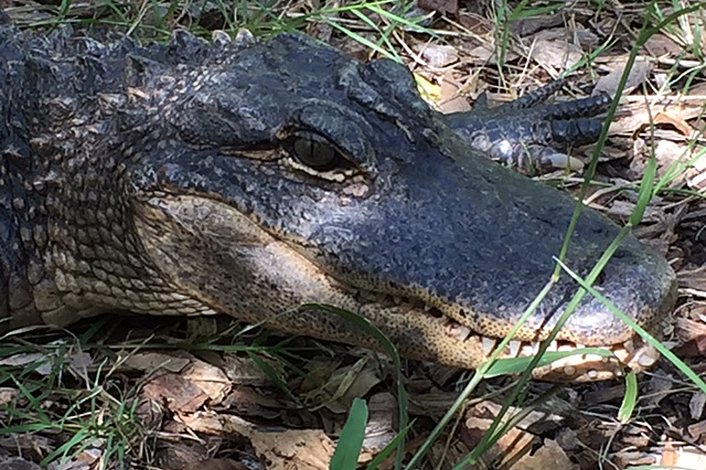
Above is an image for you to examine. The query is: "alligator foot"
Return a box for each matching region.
[445,79,612,174]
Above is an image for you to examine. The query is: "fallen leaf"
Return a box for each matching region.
[509,439,579,470]
[0,456,41,470]
[0,353,52,375]
[222,354,273,386]
[183,360,231,405]
[437,72,472,113]
[415,43,459,68]
[689,392,706,420]
[652,111,695,136]
[594,57,651,97]
[610,95,705,135]
[687,419,706,439]
[642,33,686,57]
[180,412,336,470]
[121,351,191,373]
[0,387,18,406]
[142,373,209,413]
[361,393,397,458]
[67,351,92,381]
[465,416,535,466]
[183,458,247,470]
[418,0,458,15]
[529,29,583,70]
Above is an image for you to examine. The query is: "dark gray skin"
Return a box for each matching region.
[447,84,612,171]
[0,20,675,381]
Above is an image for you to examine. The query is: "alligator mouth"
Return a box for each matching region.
[136,194,668,383]
[348,288,662,382]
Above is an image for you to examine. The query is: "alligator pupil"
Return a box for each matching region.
[286,132,341,171]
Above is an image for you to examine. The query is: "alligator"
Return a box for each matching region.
[0,17,677,382]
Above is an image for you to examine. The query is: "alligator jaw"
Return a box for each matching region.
[134,194,670,382]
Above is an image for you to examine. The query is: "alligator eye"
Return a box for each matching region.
[283,132,350,172]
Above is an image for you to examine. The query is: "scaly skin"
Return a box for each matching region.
[446,84,612,172]
[0,20,677,381]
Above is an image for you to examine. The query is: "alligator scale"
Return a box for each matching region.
[0,16,677,381]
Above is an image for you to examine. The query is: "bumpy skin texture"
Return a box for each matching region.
[446,80,612,171]
[0,19,677,380]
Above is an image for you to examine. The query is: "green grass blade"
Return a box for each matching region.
[302,304,408,469]
[619,371,638,424]
[554,258,706,393]
[485,348,612,378]
[330,398,369,470]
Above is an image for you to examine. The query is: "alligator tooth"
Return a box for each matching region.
[613,348,629,362]
[508,341,520,357]
[623,339,635,353]
[637,353,657,367]
[634,346,660,367]
[453,325,472,341]
[520,344,536,356]
[582,354,606,363]
[482,337,496,355]
[423,304,433,312]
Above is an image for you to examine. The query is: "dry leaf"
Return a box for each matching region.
[594,57,651,97]
[643,33,686,57]
[0,456,41,470]
[183,360,231,405]
[690,393,706,420]
[509,439,579,470]
[222,354,273,386]
[415,43,459,68]
[361,393,397,458]
[652,112,694,136]
[465,416,535,466]
[610,95,706,135]
[0,353,52,375]
[121,351,191,373]
[180,412,335,470]
[418,0,458,15]
[142,373,209,413]
[529,29,583,70]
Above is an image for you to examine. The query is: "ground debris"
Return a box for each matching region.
[180,412,335,470]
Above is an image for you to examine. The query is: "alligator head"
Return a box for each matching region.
[3,28,676,381]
